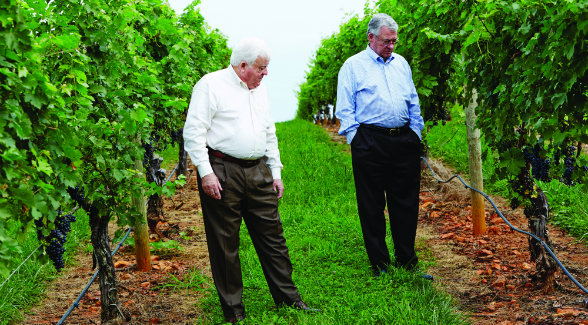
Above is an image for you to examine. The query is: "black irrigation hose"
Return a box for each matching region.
[56,162,181,325]
[421,156,588,296]
[166,163,179,184]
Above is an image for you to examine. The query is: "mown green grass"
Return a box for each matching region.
[425,115,588,242]
[196,119,468,324]
[0,210,91,324]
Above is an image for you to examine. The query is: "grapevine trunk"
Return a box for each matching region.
[526,187,557,293]
[146,154,165,235]
[89,210,125,324]
[177,138,188,177]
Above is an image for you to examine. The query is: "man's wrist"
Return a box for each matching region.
[197,163,213,178]
[271,168,281,180]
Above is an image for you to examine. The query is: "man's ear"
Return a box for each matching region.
[240,61,248,72]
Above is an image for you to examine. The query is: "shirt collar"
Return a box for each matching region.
[366,45,395,64]
[228,65,252,91]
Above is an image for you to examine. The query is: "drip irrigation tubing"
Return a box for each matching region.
[167,163,179,183]
[422,156,588,296]
[56,161,181,325]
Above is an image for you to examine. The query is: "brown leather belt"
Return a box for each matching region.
[208,147,261,167]
[360,123,410,136]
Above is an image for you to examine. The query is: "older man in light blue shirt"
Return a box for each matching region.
[336,13,431,280]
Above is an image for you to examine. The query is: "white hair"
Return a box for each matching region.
[367,13,399,37]
[230,38,272,66]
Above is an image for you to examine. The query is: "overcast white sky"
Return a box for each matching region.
[166,0,370,122]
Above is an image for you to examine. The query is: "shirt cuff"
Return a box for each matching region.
[197,162,214,178]
[271,167,281,180]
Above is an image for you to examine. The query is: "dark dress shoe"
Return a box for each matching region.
[374,268,388,278]
[414,267,434,281]
[226,314,244,323]
[419,272,434,281]
[292,300,321,313]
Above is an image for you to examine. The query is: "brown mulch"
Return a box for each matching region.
[419,159,588,325]
[19,124,588,325]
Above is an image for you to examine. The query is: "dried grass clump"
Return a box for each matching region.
[422,158,471,203]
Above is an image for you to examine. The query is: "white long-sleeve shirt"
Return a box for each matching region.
[183,66,283,179]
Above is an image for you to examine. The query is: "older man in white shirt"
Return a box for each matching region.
[183,38,315,323]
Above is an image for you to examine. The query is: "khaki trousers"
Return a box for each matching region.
[197,154,301,320]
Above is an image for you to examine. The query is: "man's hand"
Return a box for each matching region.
[202,173,223,199]
[273,179,285,199]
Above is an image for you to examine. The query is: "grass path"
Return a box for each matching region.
[196,119,468,324]
[7,119,468,325]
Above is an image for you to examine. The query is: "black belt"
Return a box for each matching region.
[208,147,261,167]
[360,123,410,136]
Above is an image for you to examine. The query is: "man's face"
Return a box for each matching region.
[368,26,398,60]
[239,56,269,89]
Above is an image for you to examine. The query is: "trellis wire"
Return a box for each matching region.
[0,245,42,291]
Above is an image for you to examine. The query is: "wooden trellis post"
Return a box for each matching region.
[465,89,487,235]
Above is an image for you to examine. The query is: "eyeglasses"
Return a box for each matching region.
[375,35,399,46]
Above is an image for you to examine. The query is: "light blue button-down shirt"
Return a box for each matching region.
[336,45,424,144]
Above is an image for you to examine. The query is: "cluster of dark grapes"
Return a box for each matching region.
[170,128,183,146]
[35,210,77,271]
[522,144,551,182]
[561,145,576,186]
[142,131,169,168]
[496,138,517,154]
[67,185,85,204]
[551,144,588,186]
[143,141,155,168]
[509,171,533,209]
[67,185,98,216]
[423,105,449,126]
